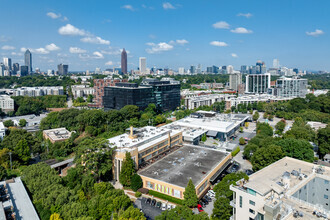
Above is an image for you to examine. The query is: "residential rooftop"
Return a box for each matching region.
[138,145,229,188]
[43,127,72,142]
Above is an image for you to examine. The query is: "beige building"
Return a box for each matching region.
[139,145,232,200]
[230,157,330,220]
[0,95,14,113]
[43,128,72,143]
[108,126,183,181]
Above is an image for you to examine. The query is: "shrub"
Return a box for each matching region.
[135,191,142,198]
[148,190,183,205]
[231,147,240,157]
[131,174,143,192]
[239,137,246,145]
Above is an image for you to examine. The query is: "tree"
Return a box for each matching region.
[317,125,330,158]
[212,197,231,220]
[252,111,259,121]
[276,139,314,162]
[19,119,27,127]
[257,123,273,137]
[275,120,286,134]
[86,94,93,103]
[268,114,274,121]
[119,152,136,187]
[201,133,207,142]
[239,137,246,145]
[154,115,166,125]
[14,139,30,164]
[131,174,143,192]
[183,179,198,208]
[243,144,259,160]
[3,120,14,127]
[251,145,285,171]
[239,127,244,133]
[156,206,209,220]
[50,213,62,220]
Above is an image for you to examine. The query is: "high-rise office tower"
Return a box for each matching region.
[57,64,69,75]
[139,57,146,74]
[3,58,11,71]
[0,64,5,76]
[197,64,202,74]
[178,67,185,75]
[13,63,19,75]
[24,49,32,74]
[229,72,242,91]
[245,73,271,94]
[273,59,280,69]
[121,48,127,74]
[190,65,196,74]
[227,65,234,74]
[19,66,29,76]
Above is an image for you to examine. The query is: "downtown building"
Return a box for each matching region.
[269,76,308,98]
[229,72,243,91]
[245,73,271,94]
[103,79,180,112]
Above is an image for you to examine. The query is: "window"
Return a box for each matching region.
[239,196,243,208]
[325,180,329,184]
[324,195,328,199]
[249,200,255,206]
[249,209,255,214]
[247,188,256,196]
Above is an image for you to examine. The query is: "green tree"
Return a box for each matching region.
[19,119,27,127]
[3,120,14,127]
[243,144,259,160]
[86,94,93,103]
[119,152,136,187]
[251,145,285,171]
[252,111,259,121]
[239,137,246,145]
[275,120,286,134]
[183,179,198,208]
[212,197,231,220]
[317,125,330,158]
[201,133,207,142]
[14,139,30,164]
[257,123,273,136]
[276,139,314,162]
[156,206,209,220]
[131,174,143,192]
[154,115,166,125]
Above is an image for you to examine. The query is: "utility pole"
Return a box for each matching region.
[9,152,12,170]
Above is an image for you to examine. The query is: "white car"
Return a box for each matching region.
[171,204,176,209]
[161,203,166,211]
[167,204,171,210]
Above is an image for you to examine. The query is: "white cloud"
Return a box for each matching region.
[58,24,87,36]
[1,45,15,50]
[306,29,324,37]
[231,53,238,58]
[237,13,253,18]
[230,27,253,34]
[93,51,104,59]
[176,39,189,45]
[34,48,50,54]
[163,2,176,10]
[146,42,174,54]
[212,21,230,29]
[80,36,110,45]
[47,12,61,19]
[45,43,60,51]
[210,41,228,47]
[69,47,87,54]
[105,61,113,65]
[122,5,135,11]
[20,47,28,53]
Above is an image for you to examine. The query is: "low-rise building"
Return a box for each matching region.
[12,86,64,97]
[108,126,183,181]
[43,127,73,143]
[71,85,94,99]
[0,122,6,140]
[230,157,330,220]
[271,76,308,98]
[307,121,327,130]
[185,94,235,110]
[139,145,232,200]
[0,95,14,113]
[1,114,48,127]
[0,177,40,219]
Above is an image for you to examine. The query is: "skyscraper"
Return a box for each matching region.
[57,64,69,75]
[13,63,19,75]
[121,48,127,74]
[3,58,11,71]
[229,72,242,91]
[24,49,32,74]
[139,57,146,74]
[273,59,280,69]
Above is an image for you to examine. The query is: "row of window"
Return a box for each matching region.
[146,181,182,198]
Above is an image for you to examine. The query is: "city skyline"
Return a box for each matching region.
[0,0,329,71]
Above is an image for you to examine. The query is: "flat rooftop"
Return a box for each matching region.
[43,127,72,141]
[173,114,249,133]
[0,177,39,220]
[138,145,228,188]
[108,126,181,152]
[245,157,330,196]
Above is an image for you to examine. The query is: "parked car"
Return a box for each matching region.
[201,198,209,205]
[161,203,167,211]
[156,202,161,209]
[245,169,254,176]
[197,204,204,212]
[200,201,206,208]
[167,204,171,210]
[151,199,156,206]
[146,198,151,204]
[207,190,215,198]
[227,162,240,173]
[244,137,250,141]
[171,204,176,209]
[204,195,212,202]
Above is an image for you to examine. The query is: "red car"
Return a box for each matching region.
[197,204,204,212]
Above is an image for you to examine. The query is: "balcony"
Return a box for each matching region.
[230,200,236,208]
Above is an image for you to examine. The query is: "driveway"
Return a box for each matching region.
[233,151,253,171]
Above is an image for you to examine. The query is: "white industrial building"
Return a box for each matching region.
[71,85,94,99]
[0,95,14,113]
[12,86,64,97]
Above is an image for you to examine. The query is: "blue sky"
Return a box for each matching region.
[0,0,329,71]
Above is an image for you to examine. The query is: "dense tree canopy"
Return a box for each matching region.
[156,205,209,220]
[251,145,285,171]
[119,152,136,187]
